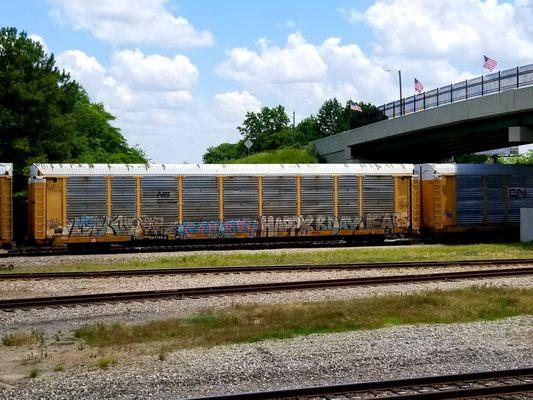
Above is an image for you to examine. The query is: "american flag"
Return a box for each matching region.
[483,55,498,72]
[414,78,424,94]
[350,102,362,112]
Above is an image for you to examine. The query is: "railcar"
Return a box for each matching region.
[0,163,13,248]
[418,163,533,234]
[27,163,418,247]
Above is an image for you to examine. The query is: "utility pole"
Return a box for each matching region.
[292,111,296,130]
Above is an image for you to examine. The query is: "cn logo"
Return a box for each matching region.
[508,187,528,199]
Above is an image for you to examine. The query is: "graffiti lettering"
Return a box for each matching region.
[260,212,409,237]
[60,212,410,239]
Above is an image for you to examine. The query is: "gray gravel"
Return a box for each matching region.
[1,316,531,399]
[2,264,529,300]
[1,277,532,337]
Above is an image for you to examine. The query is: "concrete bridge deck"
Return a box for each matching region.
[313,81,533,163]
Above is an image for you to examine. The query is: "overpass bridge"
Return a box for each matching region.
[313,64,533,163]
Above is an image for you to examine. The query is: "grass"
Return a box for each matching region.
[74,287,533,349]
[95,356,117,369]
[53,364,64,372]
[2,330,44,347]
[27,368,39,379]
[3,242,533,274]
[227,148,319,164]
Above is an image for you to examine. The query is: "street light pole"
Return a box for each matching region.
[385,68,403,116]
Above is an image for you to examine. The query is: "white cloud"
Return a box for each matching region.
[110,49,199,91]
[217,32,328,85]
[216,32,396,114]
[347,0,533,66]
[213,91,262,120]
[339,7,365,24]
[282,20,297,29]
[57,50,136,108]
[50,0,214,48]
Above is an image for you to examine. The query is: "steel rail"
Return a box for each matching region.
[1,267,532,311]
[191,367,533,399]
[0,238,378,258]
[1,258,532,280]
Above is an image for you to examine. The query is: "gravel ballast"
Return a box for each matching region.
[0,316,531,400]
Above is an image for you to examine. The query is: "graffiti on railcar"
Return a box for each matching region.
[260,212,410,237]
[63,215,259,238]
[176,219,259,239]
[66,215,154,237]
[58,211,409,238]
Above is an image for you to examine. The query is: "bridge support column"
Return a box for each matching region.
[508,126,533,143]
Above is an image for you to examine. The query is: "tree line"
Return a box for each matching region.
[203,99,387,163]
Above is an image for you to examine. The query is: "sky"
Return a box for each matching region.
[2,0,533,162]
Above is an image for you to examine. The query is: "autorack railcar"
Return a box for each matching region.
[0,163,13,248]
[419,163,533,234]
[27,163,418,247]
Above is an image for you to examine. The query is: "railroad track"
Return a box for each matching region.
[2,238,413,258]
[1,258,532,280]
[1,267,532,311]
[192,367,533,399]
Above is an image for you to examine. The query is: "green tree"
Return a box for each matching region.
[294,116,320,144]
[499,150,533,165]
[203,141,246,163]
[202,99,388,163]
[345,101,387,130]
[316,98,348,138]
[0,27,146,192]
[237,106,290,152]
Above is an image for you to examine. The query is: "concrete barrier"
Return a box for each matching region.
[521,208,533,243]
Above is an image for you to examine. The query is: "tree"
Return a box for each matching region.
[202,99,387,163]
[499,150,533,165]
[344,101,387,130]
[294,116,320,144]
[316,98,348,138]
[237,106,290,152]
[0,27,146,192]
[203,142,245,163]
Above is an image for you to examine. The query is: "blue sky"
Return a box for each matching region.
[2,0,532,162]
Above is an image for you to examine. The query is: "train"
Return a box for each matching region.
[0,162,532,249]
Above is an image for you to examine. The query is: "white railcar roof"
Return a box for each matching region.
[30,163,414,177]
[418,163,533,179]
[0,163,13,176]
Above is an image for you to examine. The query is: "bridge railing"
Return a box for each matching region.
[379,64,533,119]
